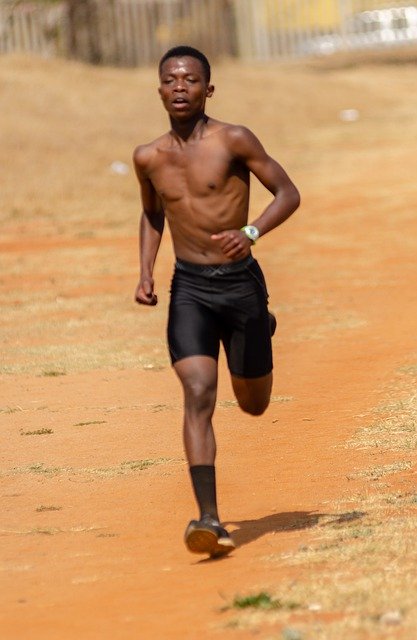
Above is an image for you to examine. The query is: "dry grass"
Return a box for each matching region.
[347,394,417,453]
[2,457,175,478]
[220,490,417,639]
[221,370,417,639]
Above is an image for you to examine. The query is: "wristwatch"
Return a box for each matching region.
[241,225,260,244]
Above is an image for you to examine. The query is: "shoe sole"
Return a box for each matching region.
[211,537,236,558]
[185,526,236,558]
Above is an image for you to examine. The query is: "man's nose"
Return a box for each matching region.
[174,82,186,92]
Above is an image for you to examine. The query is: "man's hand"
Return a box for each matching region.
[211,230,252,260]
[134,277,158,306]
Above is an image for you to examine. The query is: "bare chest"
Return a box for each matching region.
[149,142,235,203]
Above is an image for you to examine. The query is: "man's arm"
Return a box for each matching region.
[237,126,300,234]
[212,126,300,260]
[133,146,165,306]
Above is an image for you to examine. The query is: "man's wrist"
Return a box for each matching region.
[240,225,260,243]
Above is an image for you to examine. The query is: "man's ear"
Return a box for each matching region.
[206,84,215,98]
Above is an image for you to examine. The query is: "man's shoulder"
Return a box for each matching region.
[211,121,260,158]
[208,120,256,147]
[133,133,170,168]
[208,118,253,139]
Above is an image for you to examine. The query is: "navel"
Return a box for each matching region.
[207,183,216,190]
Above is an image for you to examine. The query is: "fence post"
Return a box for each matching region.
[67,0,102,63]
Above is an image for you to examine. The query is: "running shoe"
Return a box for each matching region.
[184,516,235,558]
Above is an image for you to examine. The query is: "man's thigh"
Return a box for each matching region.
[221,264,273,379]
[168,270,220,365]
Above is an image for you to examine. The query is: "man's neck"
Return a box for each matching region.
[169,113,208,143]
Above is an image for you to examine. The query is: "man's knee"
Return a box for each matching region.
[231,373,272,416]
[174,356,218,413]
[183,377,215,399]
[238,396,269,416]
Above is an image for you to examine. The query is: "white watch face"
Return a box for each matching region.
[244,225,260,242]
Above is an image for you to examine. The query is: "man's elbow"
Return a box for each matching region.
[289,184,301,214]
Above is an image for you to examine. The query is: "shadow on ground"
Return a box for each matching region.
[225,510,366,548]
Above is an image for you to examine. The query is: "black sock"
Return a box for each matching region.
[189,465,219,522]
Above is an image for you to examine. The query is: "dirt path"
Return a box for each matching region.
[1,54,416,638]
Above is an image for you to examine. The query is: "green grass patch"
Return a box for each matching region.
[231,592,300,611]
[233,592,279,610]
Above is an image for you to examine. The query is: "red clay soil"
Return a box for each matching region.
[1,56,417,640]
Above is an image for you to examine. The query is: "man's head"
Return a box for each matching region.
[158,46,214,121]
[159,46,211,83]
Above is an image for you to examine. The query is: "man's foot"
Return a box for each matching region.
[184,516,235,558]
[269,311,277,337]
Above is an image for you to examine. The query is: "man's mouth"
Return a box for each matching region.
[172,98,188,104]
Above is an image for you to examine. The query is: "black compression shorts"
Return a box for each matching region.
[167,255,273,378]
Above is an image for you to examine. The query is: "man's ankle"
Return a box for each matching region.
[201,512,219,525]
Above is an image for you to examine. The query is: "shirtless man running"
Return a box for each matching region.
[133,46,300,558]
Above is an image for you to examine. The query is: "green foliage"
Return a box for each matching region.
[232,591,300,611]
[233,592,278,610]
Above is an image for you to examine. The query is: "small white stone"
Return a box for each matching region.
[380,610,403,625]
[110,161,129,175]
[339,109,360,122]
[308,602,322,611]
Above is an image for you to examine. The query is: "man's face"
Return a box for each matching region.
[158,56,214,120]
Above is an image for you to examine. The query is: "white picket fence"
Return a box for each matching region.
[1,0,417,64]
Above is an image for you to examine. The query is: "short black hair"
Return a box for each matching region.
[159,46,211,83]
